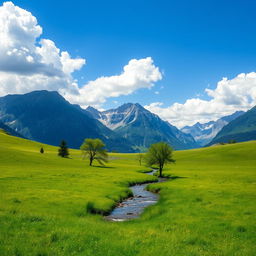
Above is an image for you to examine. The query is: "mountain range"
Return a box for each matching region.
[0,90,198,152]
[0,90,254,151]
[0,91,133,152]
[86,103,198,151]
[208,106,256,145]
[181,111,245,146]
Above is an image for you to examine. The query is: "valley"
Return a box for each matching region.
[0,130,255,255]
[1,1,256,255]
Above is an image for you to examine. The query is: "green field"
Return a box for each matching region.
[0,130,255,256]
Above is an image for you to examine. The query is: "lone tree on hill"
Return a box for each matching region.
[40,147,44,154]
[137,153,144,166]
[80,138,108,166]
[58,140,69,158]
[145,142,175,177]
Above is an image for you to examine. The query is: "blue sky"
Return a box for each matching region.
[1,0,256,127]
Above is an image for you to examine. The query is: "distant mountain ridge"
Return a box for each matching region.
[0,91,199,151]
[86,103,199,150]
[0,91,134,152]
[208,106,256,145]
[181,111,245,146]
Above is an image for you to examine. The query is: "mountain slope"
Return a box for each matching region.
[0,91,134,152]
[87,103,198,150]
[208,106,256,145]
[0,121,23,138]
[181,111,244,146]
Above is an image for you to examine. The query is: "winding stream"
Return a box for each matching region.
[105,170,166,221]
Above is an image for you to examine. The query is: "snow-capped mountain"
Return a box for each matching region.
[208,106,256,145]
[181,111,245,146]
[87,103,199,150]
[0,91,134,152]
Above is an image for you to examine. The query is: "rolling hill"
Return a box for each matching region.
[0,129,255,255]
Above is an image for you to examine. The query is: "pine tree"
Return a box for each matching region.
[58,140,69,158]
[40,147,44,154]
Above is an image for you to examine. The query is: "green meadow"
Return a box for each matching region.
[0,130,255,256]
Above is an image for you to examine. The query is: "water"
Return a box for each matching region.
[105,170,163,221]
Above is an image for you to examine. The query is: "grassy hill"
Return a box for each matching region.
[0,130,255,255]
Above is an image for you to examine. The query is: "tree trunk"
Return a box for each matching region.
[159,165,163,177]
[89,157,93,166]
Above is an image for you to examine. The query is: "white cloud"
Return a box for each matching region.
[0,1,85,96]
[145,72,256,128]
[3,0,254,129]
[205,73,256,106]
[0,2,162,108]
[65,57,162,107]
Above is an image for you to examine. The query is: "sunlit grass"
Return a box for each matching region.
[0,130,255,255]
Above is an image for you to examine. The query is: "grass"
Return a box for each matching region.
[0,130,255,255]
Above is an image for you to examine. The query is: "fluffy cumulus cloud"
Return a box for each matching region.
[3,1,254,127]
[0,2,162,107]
[65,57,162,106]
[145,72,256,128]
[0,1,85,96]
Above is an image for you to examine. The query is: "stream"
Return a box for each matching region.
[105,170,166,221]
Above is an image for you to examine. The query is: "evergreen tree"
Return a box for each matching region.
[58,140,69,158]
[40,147,44,154]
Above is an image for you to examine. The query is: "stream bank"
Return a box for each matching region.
[105,170,166,221]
